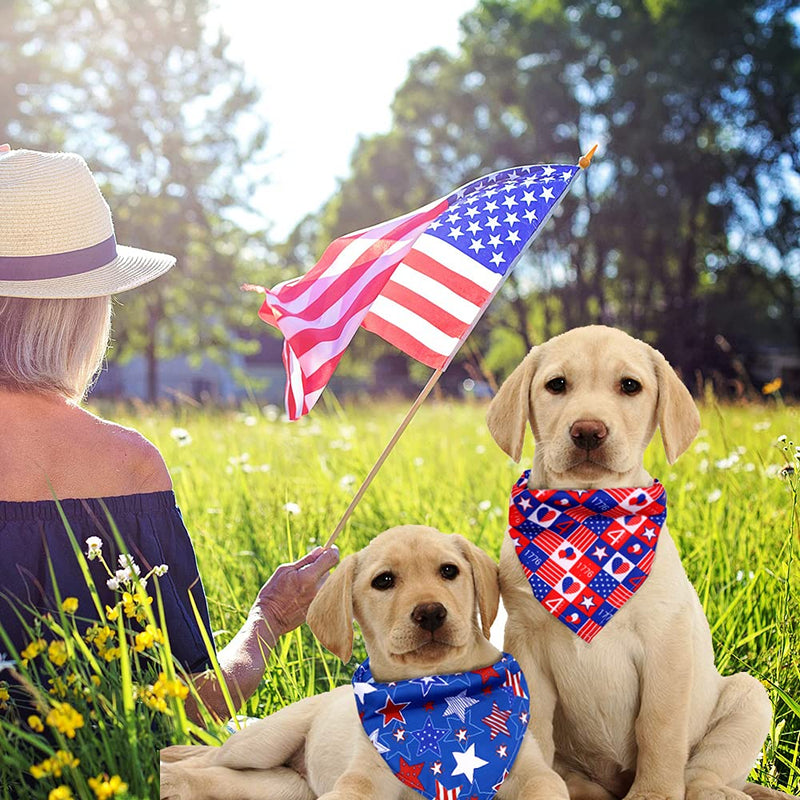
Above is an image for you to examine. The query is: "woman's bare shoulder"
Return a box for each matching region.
[91,416,173,494]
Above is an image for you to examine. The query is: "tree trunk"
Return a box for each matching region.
[145,299,162,404]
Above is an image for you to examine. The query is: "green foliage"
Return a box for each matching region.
[2,399,800,796]
[1,0,274,401]
[286,0,800,382]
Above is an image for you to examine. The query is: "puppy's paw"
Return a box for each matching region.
[160,744,214,764]
[159,764,190,800]
[687,785,750,800]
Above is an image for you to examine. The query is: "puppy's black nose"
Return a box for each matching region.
[570,419,607,451]
[411,602,447,632]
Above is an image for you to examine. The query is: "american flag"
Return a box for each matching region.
[257,163,581,419]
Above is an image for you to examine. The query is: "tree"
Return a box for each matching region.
[289,0,800,384]
[1,0,271,400]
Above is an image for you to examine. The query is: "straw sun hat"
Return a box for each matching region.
[0,148,175,298]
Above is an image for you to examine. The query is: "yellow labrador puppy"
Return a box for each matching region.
[487,326,779,800]
[161,526,570,800]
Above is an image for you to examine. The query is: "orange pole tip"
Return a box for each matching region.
[579,143,599,169]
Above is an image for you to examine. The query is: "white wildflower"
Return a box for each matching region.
[339,474,356,490]
[753,420,771,432]
[283,502,301,515]
[707,489,722,503]
[117,555,141,576]
[414,457,425,467]
[715,453,740,470]
[152,564,169,577]
[243,415,257,427]
[478,500,492,512]
[698,458,709,474]
[106,577,120,591]
[85,536,103,560]
[0,652,16,671]
[693,441,711,453]
[170,427,192,447]
[475,445,486,454]
[339,425,356,439]
[766,464,783,478]
[684,481,695,492]
[263,404,280,422]
[778,434,788,443]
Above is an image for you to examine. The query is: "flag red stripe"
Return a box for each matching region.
[270,201,448,310]
[376,281,468,339]
[402,248,491,305]
[286,268,400,357]
[273,233,358,304]
[362,313,448,369]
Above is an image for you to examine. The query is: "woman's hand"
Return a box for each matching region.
[251,546,340,641]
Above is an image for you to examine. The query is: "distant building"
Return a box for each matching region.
[91,334,287,404]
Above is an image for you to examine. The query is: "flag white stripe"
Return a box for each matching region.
[298,308,370,375]
[367,295,459,356]
[270,226,425,319]
[414,234,502,293]
[388,263,483,324]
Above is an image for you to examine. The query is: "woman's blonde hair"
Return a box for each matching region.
[0,295,112,401]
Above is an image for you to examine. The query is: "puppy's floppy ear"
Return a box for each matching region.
[486,347,541,462]
[454,535,500,638]
[649,346,700,464]
[307,553,357,663]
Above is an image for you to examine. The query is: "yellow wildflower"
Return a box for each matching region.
[49,676,68,698]
[49,787,74,800]
[140,671,188,712]
[21,638,47,663]
[85,624,119,660]
[88,774,128,799]
[28,714,45,732]
[762,377,783,395]
[46,702,84,738]
[30,750,79,780]
[122,588,153,622]
[105,604,119,621]
[134,624,165,652]
[48,639,68,667]
[61,597,79,614]
[0,686,9,703]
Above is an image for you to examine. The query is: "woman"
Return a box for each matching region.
[0,146,338,719]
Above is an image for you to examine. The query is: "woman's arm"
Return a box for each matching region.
[189,546,339,720]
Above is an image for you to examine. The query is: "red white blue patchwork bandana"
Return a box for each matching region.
[508,471,667,643]
[353,653,529,800]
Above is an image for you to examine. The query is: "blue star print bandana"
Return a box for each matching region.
[508,470,667,642]
[353,653,530,800]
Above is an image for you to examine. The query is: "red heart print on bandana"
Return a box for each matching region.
[508,472,667,643]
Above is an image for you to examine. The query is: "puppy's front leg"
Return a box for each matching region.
[317,742,407,800]
[624,614,693,800]
[498,734,571,800]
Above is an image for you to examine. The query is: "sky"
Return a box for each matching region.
[211,0,476,239]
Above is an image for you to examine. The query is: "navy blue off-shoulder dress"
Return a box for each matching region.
[0,491,214,678]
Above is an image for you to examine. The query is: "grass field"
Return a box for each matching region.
[2,396,799,798]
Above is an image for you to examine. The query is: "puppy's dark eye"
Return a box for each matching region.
[371,571,395,591]
[621,378,642,395]
[440,564,459,580]
[545,377,567,394]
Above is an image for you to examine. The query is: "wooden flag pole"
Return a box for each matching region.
[325,367,444,548]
